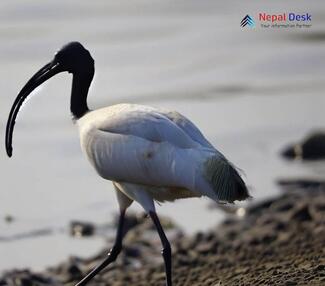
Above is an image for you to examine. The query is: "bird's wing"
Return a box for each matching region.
[84,127,208,190]
[96,105,201,149]
[158,110,214,148]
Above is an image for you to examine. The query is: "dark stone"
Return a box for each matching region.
[314,264,325,272]
[196,242,213,255]
[66,263,83,279]
[19,277,33,286]
[281,132,325,161]
[274,221,287,231]
[272,201,294,212]
[285,280,297,285]
[247,199,275,215]
[291,206,312,222]
[261,234,276,244]
[124,246,141,258]
[70,221,95,237]
[277,179,325,189]
[282,146,296,159]
[315,203,325,212]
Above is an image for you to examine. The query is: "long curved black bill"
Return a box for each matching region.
[5,61,63,157]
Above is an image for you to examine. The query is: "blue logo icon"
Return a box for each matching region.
[241,15,255,27]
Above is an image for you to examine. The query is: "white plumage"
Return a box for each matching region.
[78,103,247,212]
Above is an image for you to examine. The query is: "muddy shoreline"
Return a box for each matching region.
[1,180,324,286]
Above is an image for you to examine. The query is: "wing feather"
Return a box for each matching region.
[159,110,214,148]
[96,106,199,149]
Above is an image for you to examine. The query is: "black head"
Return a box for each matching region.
[54,42,94,74]
[5,42,95,157]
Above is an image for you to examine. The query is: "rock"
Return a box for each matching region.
[65,263,83,280]
[273,221,287,231]
[70,221,95,237]
[246,198,275,215]
[124,246,141,258]
[281,132,325,160]
[271,200,294,212]
[285,280,297,286]
[196,242,214,255]
[314,264,325,272]
[291,205,313,222]
[277,178,325,190]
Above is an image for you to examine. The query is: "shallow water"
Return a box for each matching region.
[1,0,325,272]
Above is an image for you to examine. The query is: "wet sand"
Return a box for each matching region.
[1,182,324,285]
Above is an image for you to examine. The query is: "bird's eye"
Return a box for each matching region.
[54,51,63,62]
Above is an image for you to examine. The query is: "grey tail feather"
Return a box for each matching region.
[204,155,251,203]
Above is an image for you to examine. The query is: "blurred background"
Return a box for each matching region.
[0,0,324,272]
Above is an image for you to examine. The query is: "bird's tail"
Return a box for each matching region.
[202,155,250,203]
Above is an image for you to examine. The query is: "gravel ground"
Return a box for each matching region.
[1,182,325,286]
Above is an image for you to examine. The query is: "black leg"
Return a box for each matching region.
[75,210,126,286]
[149,211,172,286]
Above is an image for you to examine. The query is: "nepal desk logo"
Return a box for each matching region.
[240,15,255,28]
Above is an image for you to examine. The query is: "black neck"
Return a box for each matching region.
[70,71,94,119]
